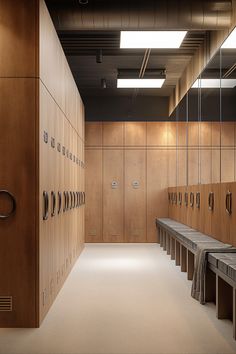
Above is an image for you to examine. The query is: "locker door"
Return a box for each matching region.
[147,150,168,242]
[85,149,103,242]
[125,150,146,242]
[103,149,124,242]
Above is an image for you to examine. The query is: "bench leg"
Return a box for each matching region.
[216,275,233,320]
[157,226,160,244]
[205,268,216,303]
[187,250,194,280]
[180,245,187,272]
[170,237,175,260]
[233,288,236,339]
[163,231,167,251]
[175,240,180,266]
[166,234,170,255]
[160,229,163,247]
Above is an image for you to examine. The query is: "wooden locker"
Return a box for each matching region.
[85,149,103,242]
[221,149,235,183]
[188,149,199,185]
[177,122,187,147]
[103,122,124,147]
[212,148,221,183]
[229,182,236,247]
[124,122,146,146]
[220,182,232,244]
[103,150,124,242]
[199,184,212,236]
[221,122,235,147]
[167,122,177,147]
[168,149,177,187]
[147,122,168,146]
[125,150,146,242]
[200,149,212,184]
[177,149,187,186]
[147,150,168,242]
[188,122,200,147]
[200,122,212,147]
[85,122,102,147]
[211,183,221,241]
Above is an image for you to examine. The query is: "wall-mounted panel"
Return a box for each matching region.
[147,122,167,146]
[85,122,102,147]
[103,122,124,146]
[124,122,146,146]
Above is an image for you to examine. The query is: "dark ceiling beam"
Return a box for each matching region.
[47,0,232,31]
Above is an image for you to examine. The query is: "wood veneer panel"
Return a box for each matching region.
[221,149,235,183]
[147,122,168,146]
[200,122,212,146]
[221,122,235,147]
[124,122,146,146]
[103,122,124,146]
[177,122,187,146]
[0,0,38,77]
[188,122,199,147]
[103,150,124,242]
[188,149,199,185]
[147,150,168,242]
[200,149,212,184]
[125,150,146,242]
[85,149,103,242]
[85,122,102,147]
[0,78,37,327]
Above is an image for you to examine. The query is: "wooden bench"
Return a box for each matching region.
[156,217,236,340]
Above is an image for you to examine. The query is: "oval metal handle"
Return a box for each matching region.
[184,192,188,207]
[190,192,194,208]
[208,192,214,211]
[226,191,232,215]
[43,191,49,220]
[0,190,16,219]
[58,192,62,214]
[51,191,56,217]
[196,192,200,209]
[178,192,182,206]
[63,191,67,212]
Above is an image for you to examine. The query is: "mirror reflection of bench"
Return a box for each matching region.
[156,218,236,340]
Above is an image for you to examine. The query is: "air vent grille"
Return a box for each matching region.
[0,296,12,312]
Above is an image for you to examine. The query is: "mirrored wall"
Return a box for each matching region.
[170,29,236,187]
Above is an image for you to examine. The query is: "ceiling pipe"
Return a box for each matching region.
[49,0,232,31]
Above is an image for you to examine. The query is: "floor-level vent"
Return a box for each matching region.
[0,296,12,312]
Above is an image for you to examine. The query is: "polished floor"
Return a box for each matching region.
[1,243,236,354]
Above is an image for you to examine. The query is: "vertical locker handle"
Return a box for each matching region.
[58,192,62,214]
[76,192,79,208]
[70,191,73,209]
[184,192,188,207]
[63,191,67,212]
[208,192,214,211]
[178,192,182,206]
[226,191,232,215]
[196,192,200,209]
[83,192,86,205]
[0,190,16,219]
[66,192,70,210]
[73,192,76,208]
[51,191,56,217]
[190,192,194,207]
[43,191,49,220]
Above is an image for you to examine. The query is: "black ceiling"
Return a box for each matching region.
[45,0,229,121]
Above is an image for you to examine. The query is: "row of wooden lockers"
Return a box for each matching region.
[42,190,85,220]
[168,182,236,246]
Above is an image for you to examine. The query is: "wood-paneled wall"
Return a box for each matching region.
[85,121,236,243]
[0,0,84,328]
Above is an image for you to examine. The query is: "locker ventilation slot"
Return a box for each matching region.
[0,296,12,312]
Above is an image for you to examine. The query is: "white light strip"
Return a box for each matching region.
[192,78,236,88]
[221,28,236,49]
[117,78,165,88]
[120,31,187,49]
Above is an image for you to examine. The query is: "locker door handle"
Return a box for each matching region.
[70,191,73,210]
[208,192,214,211]
[73,192,76,208]
[184,192,188,207]
[66,192,69,211]
[76,192,79,208]
[58,192,62,214]
[168,192,171,203]
[83,192,86,205]
[43,191,49,220]
[63,192,67,213]
[190,192,194,208]
[178,192,182,206]
[196,192,200,209]
[226,191,232,215]
[0,190,16,219]
[51,191,56,217]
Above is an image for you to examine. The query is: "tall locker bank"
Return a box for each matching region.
[0,0,85,327]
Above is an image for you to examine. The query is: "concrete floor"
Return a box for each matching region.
[1,243,236,354]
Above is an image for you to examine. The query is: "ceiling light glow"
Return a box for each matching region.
[117,78,165,88]
[120,31,187,49]
[221,28,236,49]
[192,78,236,88]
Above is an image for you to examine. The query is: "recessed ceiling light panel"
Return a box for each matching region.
[117,78,165,88]
[120,31,187,49]
[192,78,236,88]
[221,28,236,49]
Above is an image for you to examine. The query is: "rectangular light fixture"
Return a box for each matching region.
[221,28,236,49]
[192,78,236,88]
[117,78,165,88]
[120,31,187,49]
